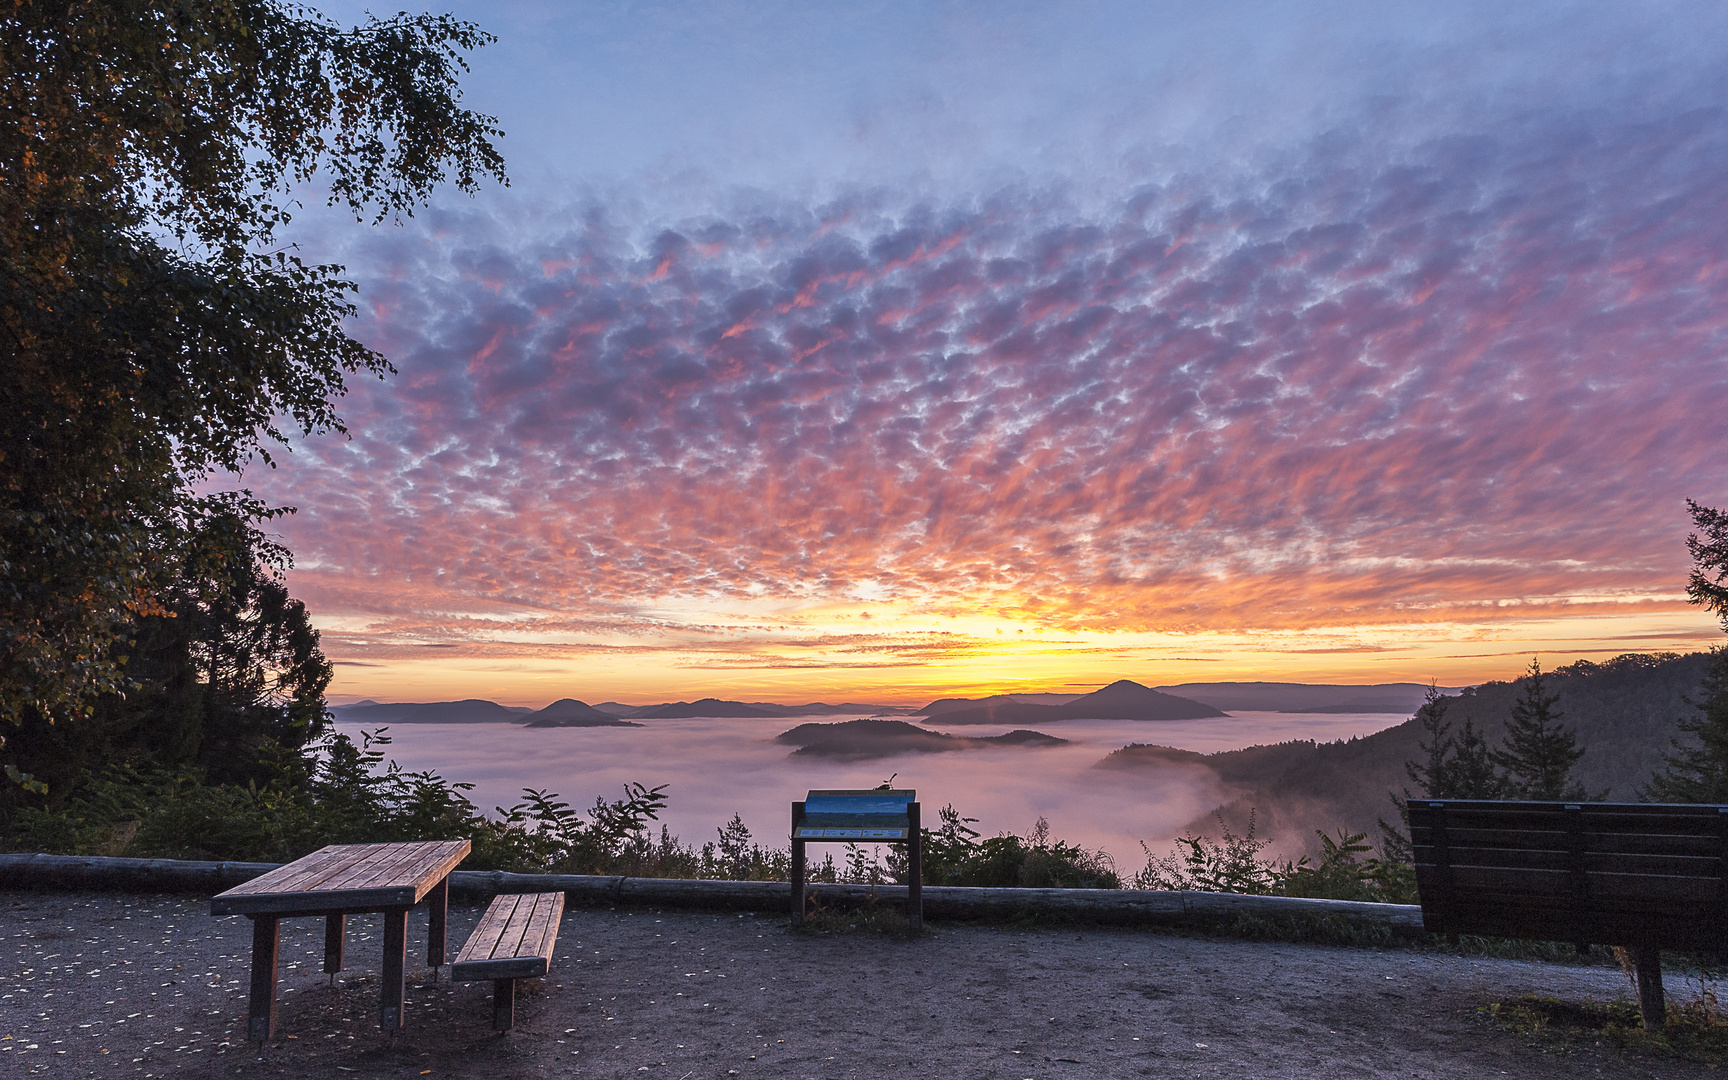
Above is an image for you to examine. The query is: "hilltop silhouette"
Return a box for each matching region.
[776,718,1067,760]
[927,680,1225,725]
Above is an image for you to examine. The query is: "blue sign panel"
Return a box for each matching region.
[794,789,915,841]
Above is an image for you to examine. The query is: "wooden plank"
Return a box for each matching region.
[1411,799,1728,817]
[213,845,392,914]
[453,894,522,966]
[212,841,469,915]
[1418,884,1722,921]
[321,841,430,893]
[1424,909,1727,949]
[452,892,564,981]
[218,845,360,897]
[1412,846,1720,877]
[1413,827,1721,858]
[334,840,466,899]
[492,886,540,959]
[403,840,470,903]
[368,841,450,890]
[1423,865,1721,902]
[521,892,565,959]
[1411,804,1728,836]
[252,842,395,897]
[259,843,391,894]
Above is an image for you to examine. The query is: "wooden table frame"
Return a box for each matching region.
[211,840,471,1041]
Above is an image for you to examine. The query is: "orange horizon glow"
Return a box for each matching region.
[309,594,1722,708]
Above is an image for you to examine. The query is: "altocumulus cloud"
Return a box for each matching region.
[258,100,1728,653]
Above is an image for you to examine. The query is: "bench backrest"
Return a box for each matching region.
[794,789,915,840]
[1409,799,1728,951]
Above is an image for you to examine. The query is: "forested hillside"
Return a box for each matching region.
[1104,652,1717,857]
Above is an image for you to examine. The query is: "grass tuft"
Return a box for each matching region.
[793,896,927,938]
[1484,992,1728,1064]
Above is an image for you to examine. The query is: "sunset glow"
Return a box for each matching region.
[256,2,1727,705]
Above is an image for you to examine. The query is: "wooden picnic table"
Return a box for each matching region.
[210,840,471,1041]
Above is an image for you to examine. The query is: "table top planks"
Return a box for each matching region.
[451,892,565,981]
[211,840,471,916]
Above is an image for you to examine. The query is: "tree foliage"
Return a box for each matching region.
[1645,501,1728,802]
[1,0,505,727]
[1687,499,1728,633]
[1644,647,1728,802]
[0,496,333,810]
[1491,657,1593,800]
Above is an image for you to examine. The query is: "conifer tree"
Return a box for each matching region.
[1644,647,1728,802]
[1449,717,1505,798]
[1492,657,1591,800]
[1686,499,1728,629]
[1404,682,1455,797]
[1645,502,1728,802]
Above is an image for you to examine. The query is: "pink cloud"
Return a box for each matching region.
[255,106,1728,648]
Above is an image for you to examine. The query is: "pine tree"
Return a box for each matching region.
[1644,646,1728,803]
[1382,682,1506,862]
[1686,499,1728,630]
[1449,718,1505,798]
[1492,657,1591,800]
[1404,683,1456,797]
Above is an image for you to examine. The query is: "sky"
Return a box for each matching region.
[250,1,1728,706]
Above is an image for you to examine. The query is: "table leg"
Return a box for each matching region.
[381,908,408,1030]
[426,877,449,974]
[247,916,280,1043]
[323,914,345,974]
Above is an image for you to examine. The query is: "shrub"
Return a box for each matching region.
[1134,809,1416,903]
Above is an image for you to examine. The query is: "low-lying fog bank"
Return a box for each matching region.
[334,711,1405,871]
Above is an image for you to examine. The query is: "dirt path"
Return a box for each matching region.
[0,891,1707,1079]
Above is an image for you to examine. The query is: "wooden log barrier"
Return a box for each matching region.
[0,852,1423,930]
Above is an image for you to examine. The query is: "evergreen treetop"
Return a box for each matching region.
[1492,657,1592,801]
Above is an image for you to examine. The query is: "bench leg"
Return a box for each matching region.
[426,877,449,977]
[323,914,345,975]
[247,916,280,1043]
[1635,946,1665,1031]
[381,908,408,1030]
[493,978,516,1031]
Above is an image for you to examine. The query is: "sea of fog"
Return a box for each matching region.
[332,711,1407,873]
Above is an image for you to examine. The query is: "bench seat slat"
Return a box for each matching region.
[456,894,521,966]
[452,892,566,981]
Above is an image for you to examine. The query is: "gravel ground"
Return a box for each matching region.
[0,890,1712,1079]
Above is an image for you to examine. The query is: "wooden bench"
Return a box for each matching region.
[451,892,565,1031]
[1410,799,1728,1030]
